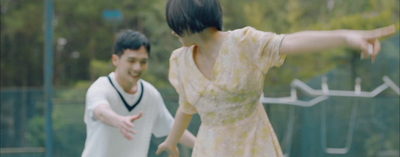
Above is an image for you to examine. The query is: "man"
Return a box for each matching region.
[82,30,195,157]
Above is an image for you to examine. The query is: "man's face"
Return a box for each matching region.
[112,46,148,85]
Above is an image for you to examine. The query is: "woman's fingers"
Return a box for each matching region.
[371,39,381,63]
[360,43,372,59]
[361,37,381,63]
[360,25,394,62]
[156,144,167,155]
[156,145,166,155]
[156,143,179,157]
[365,25,395,39]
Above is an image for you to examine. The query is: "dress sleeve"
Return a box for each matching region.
[238,27,286,74]
[169,50,198,114]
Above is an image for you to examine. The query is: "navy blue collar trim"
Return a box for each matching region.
[107,76,144,112]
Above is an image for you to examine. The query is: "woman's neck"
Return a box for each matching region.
[194,27,227,57]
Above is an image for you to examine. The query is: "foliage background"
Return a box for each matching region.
[1,0,399,157]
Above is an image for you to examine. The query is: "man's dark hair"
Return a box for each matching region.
[114,30,150,56]
[166,0,222,36]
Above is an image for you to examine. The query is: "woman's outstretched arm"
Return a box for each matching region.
[156,107,193,157]
[279,25,395,62]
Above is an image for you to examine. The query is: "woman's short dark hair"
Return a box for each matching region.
[166,0,222,36]
[114,30,150,56]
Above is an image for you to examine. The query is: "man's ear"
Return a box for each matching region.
[112,54,119,66]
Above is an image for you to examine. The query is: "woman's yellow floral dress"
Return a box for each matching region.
[169,27,285,157]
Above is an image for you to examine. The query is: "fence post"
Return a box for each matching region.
[44,0,54,156]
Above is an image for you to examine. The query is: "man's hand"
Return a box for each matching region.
[117,112,143,140]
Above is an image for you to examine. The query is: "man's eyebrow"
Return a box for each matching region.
[127,57,148,60]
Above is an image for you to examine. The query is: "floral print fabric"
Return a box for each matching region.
[169,27,285,157]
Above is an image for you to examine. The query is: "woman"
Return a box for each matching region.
[157,0,395,156]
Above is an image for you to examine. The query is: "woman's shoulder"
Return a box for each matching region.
[233,26,255,32]
[229,26,275,41]
[232,26,276,35]
[170,46,191,61]
[230,26,257,35]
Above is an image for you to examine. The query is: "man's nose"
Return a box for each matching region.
[132,62,141,71]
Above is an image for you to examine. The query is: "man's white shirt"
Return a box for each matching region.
[82,72,174,157]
